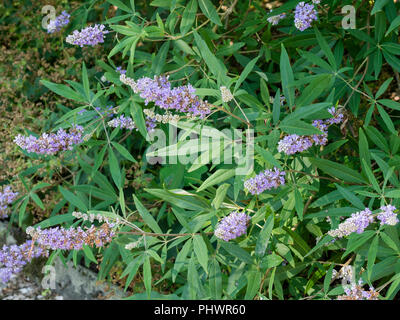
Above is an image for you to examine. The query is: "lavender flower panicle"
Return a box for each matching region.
[328,208,374,238]
[338,284,379,300]
[0,186,18,219]
[0,241,47,283]
[66,24,109,47]
[14,125,84,155]
[107,115,137,131]
[377,205,399,226]
[267,10,286,26]
[277,134,313,155]
[278,107,343,155]
[26,221,116,251]
[294,2,318,31]
[120,74,211,120]
[0,215,117,283]
[214,211,251,241]
[116,66,126,75]
[47,11,70,33]
[244,167,286,195]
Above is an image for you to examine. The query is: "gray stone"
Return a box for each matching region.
[52,258,127,300]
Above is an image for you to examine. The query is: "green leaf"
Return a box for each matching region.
[198,0,222,26]
[208,259,222,299]
[378,99,400,111]
[234,55,260,92]
[245,270,261,300]
[255,214,274,258]
[385,15,400,36]
[18,197,29,226]
[375,78,393,99]
[314,27,337,70]
[364,126,390,154]
[41,80,85,102]
[272,89,281,125]
[108,148,122,189]
[172,238,192,282]
[367,235,379,281]
[133,195,163,234]
[34,213,75,229]
[187,253,200,299]
[324,264,334,294]
[81,63,91,102]
[310,158,367,184]
[143,255,152,298]
[383,51,400,72]
[342,230,376,258]
[146,188,209,211]
[107,0,133,12]
[193,31,228,84]
[219,241,254,265]
[260,253,283,269]
[59,186,88,211]
[30,193,45,210]
[197,169,235,192]
[280,44,295,108]
[211,183,230,209]
[193,235,208,274]
[385,189,400,198]
[112,142,136,163]
[377,103,396,134]
[335,184,365,210]
[180,0,197,34]
[82,245,98,264]
[280,120,324,135]
[371,0,390,15]
[152,41,170,75]
[359,127,371,167]
[361,159,381,193]
[296,74,332,107]
[294,188,304,221]
[130,101,148,140]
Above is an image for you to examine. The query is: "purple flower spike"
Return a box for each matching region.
[267,10,286,26]
[0,186,18,219]
[66,24,109,47]
[244,167,286,195]
[377,205,399,226]
[116,66,126,75]
[120,74,211,120]
[294,2,318,31]
[107,115,137,131]
[47,11,70,33]
[328,208,374,238]
[214,211,251,241]
[14,125,84,156]
[0,241,47,283]
[277,107,344,155]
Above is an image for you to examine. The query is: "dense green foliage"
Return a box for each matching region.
[2,0,400,300]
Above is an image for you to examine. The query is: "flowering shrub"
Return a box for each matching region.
[2,0,400,300]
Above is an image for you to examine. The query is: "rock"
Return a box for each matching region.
[52,258,127,300]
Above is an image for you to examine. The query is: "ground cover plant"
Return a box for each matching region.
[2,0,400,300]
